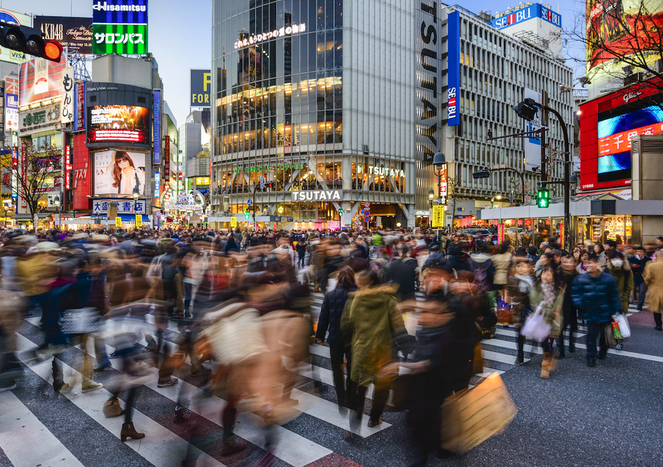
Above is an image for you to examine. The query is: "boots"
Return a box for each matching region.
[540,351,552,379]
[568,330,576,353]
[121,422,145,442]
[515,333,525,365]
[556,332,566,359]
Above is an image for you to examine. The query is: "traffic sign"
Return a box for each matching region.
[365,202,370,207]
[247,199,253,206]
[364,216,370,222]
[360,210,365,215]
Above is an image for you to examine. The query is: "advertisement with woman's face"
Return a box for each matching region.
[94,149,147,196]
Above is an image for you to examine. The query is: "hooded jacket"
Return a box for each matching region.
[571,272,621,324]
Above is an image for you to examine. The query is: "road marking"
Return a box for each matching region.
[15,334,226,467]
[0,390,85,467]
[482,349,528,365]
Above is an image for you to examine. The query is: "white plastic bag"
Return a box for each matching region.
[520,303,551,342]
[613,313,631,339]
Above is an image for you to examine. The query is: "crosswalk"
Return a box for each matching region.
[1,291,645,467]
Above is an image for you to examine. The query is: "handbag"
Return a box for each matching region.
[60,307,102,335]
[496,296,513,324]
[604,321,617,347]
[520,302,551,342]
[613,313,631,339]
[102,398,124,418]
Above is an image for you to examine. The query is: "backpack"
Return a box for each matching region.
[470,258,494,294]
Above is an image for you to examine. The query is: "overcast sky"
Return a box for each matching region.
[1,0,585,126]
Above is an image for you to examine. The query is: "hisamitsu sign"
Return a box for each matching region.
[190,69,211,107]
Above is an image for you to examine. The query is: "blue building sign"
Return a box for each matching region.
[490,3,562,30]
[447,11,460,126]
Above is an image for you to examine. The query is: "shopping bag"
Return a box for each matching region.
[613,313,631,339]
[612,321,623,340]
[604,322,617,348]
[520,303,551,342]
[441,372,518,454]
[60,307,102,334]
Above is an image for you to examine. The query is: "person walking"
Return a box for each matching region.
[315,267,357,412]
[572,255,621,367]
[629,246,650,311]
[529,266,564,378]
[506,259,535,365]
[643,249,663,331]
[605,250,633,350]
[557,255,579,356]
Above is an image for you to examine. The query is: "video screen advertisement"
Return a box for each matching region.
[94,149,147,196]
[579,79,663,191]
[87,105,150,145]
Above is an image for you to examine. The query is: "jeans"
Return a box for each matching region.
[329,343,352,408]
[349,379,390,431]
[636,282,647,310]
[586,322,610,361]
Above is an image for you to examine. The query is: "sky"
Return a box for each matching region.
[1,0,586,125]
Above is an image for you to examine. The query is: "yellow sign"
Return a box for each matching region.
[497,223,505,244]
[115,217,122,228]
[195,177,210,185]
[135,215,142,228]
[231,217,237,228]
[432,205,444,228]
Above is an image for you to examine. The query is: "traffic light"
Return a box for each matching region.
[537,188,550,208]
[338,208,344,216]
[0,23,63,62]
[473,170,490,179]
[244,210,250,219]
[513,98,538,122]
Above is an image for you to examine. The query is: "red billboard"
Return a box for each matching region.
[579,77,663,192]
[87,105,149,145]
[72,133,91,210]
[19,58,66,106]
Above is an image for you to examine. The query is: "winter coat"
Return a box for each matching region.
[446,252,471,274]
[387,257,417,300]
[506,274,534,329]
[529,283,564,338]
[491,252,512,286]
[571,272,621,324]
[557,268,578,331]
[628,254,650,284]
[644,256,663,313]
[340,284,408,387]
[316,285,356,345]
[16,253,57,297]
[606,262,634,314]
[469,252,495,293]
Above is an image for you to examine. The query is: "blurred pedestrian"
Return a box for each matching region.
[605,250,633,350]
[643,249,663,331]
[529,267,564,378]
[629,246,650,311]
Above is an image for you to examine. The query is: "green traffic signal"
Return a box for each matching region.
[537,189,549,208]
[244,210,250,219]
[338,209,344,216]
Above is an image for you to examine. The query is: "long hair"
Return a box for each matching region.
[111,151,135,188]
[336,266,357,290]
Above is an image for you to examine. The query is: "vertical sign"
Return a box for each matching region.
[153,89,161,163]
[154,171,160,199]
[498,223,505,244]
[164,135,170,182]
[447,11,460,126]
[524,88,542,171]
[432,205,443,228]
[231,217,237,228]
[74,81,86,131]
[115,216,122,228]
[4,76,19,132]
[135,214,143,228]
[439,165,447,199]
[415,0,441,161]
[61,67,75,124]
[65,145,72,190]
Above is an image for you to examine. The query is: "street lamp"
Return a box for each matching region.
[428,188,434,208]
[514,97,571,249]
[432,151,447,202]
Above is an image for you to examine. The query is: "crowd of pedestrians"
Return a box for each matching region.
[0,226,659,466]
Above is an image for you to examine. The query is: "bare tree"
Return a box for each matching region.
[2,141,62,230]
[568,0,663,88]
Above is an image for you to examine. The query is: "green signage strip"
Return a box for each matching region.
[233,163,304,174]
[92,24,148,55]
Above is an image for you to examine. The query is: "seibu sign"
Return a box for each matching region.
[291,190,341,202]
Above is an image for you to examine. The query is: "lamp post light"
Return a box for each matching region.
[428,188,434,208]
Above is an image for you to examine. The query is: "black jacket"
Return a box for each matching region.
[387,257,417,299]
[628,254,650,284]
[316,286,356,345]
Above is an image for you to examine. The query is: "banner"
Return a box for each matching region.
[74,82,86,131]
[432,205,444,228]
[61,67,75,124]
[34,16,93,55]
[19,58,67,106]
[498,224,505,244]
[190,69,211,107]
[153,89,161,163]
[4,76,18,131]
[447,11,460,126]
[93,0,148,24]
[94,149,147,195]
[92,23,148,54]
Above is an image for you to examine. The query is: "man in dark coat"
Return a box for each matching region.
[571,255,621,367]
[628,246,650,310]
[386,245,418,301]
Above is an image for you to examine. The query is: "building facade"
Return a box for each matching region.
[210,1,574,230]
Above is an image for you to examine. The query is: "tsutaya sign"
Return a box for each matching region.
[291,190,341,202]
[234,24,306,49]
[357,164,405,178]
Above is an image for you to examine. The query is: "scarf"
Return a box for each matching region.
[515,274,534,294]
[541,282,556,308]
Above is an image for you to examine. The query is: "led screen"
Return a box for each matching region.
[87,105,150,145]
[597,104,663,182]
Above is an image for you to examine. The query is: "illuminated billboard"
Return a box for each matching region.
[94,149,146,195]
[19,58,67,106]
[34,16,94,56]
[87,105,150,145]
[92,0,148,55]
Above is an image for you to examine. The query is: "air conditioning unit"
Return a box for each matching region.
[655,59,663,74]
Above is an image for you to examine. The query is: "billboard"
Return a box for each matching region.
[61,67,75,124]
[491,3,562,30]
[5,76,19,131]
[447,12,460,126]
[190,70,211,107]
[524,88,543,172]
[153,89,161,163]
[87,105,150,145]
[94,149,146,195]
[92,24,148,55]
[19,58,67,106]
[93,0,148,55]
[0,9,31,64]
[34,16,93,55]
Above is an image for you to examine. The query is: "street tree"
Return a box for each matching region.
[1,141,62,230]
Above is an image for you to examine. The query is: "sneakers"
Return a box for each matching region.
[174,405,192,424]
[82,382,104,393]
[615,343,623,350]
[157,377,178,388]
